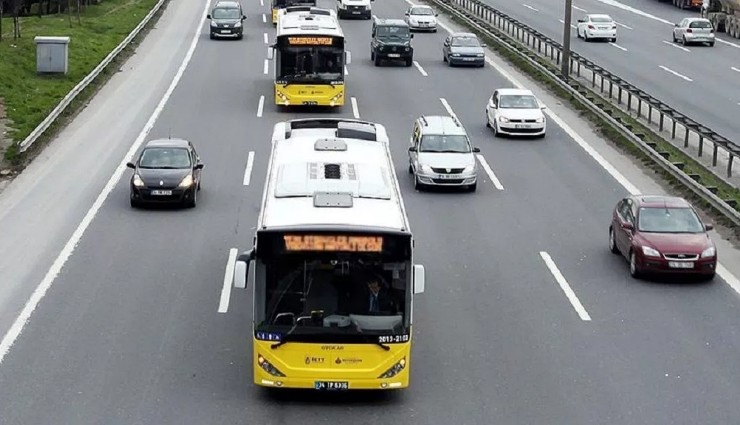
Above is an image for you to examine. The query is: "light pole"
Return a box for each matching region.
[561,0,573,78]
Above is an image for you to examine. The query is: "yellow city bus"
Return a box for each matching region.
[267,9,350,108]
[233,118,426,391]
[271,0,316,24]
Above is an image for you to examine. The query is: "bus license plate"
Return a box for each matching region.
[151,190,172,196]
[315,381,349,391]
[388,53,400,58]
[302,101,318,105]
[669,261,694,269]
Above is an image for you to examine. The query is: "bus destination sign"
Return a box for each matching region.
[283,235,383,252]
[287,36,333,45]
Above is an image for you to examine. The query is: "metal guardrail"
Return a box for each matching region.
[437,0,740,183]
[17,0,169,153]
[428,0,740,226]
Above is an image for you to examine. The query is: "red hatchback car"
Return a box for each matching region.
[608,195,717,280]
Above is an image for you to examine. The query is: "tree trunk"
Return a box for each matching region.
[0,0,4,42]
[76,0,80,24]
[66,0,71,27]
[12,0,21,39]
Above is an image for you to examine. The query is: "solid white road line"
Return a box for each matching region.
[540,252,592,321]
[263,59,269,75]
[475,154,504,190]
[663,40,690,52]
[407,0,740,292]
[262,13,266,23]
[263,33,268,44]
[732,66,740,74]
[257,95,265,117]
[0,0,213,366]
[717,38,740,49]
[260,0,264,6]
[659,65,692,82]
[558,19,577,29]
[344,65,348,75]
[351,97,360,119]
[615,22,632,30]
[439,97,459,121]
[413,61,428,76]
[522,3,538,12]
[218,249,238,313]
[573,5,587,12]
[609,42,628,51]
[243,151,255,186]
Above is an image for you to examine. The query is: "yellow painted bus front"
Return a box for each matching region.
[274,83,345,107]
[253,339,411,390]
[272,7,278,24]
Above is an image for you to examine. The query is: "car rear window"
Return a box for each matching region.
[590,17,613,23]
[689,20,712,28]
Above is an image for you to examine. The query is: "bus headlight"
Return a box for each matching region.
[378,358,406,379]
[258,355,286,377]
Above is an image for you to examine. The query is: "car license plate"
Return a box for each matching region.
[352,10,360,14]
[514,124,531,129]
[437,174,456,179]
[388,53,400,58]
[463,58,475,61]
[220,30,231,34]
[668,261,694,269]
[150,190,172,196]
[315,381,348,390]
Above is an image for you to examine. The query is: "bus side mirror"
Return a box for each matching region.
[345,50,352,65]
[233,250,254,289]
[267,46,274,60]
[413,264,425,294]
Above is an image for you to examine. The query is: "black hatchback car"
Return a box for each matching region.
[208,0,246,40]
[127,139,203,208]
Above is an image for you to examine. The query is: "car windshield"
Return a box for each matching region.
[689,20,712,28]
[637,207,705,233]
[419,134,470,153]
[138,147,191,169]
[376,25,410,38]
[498,94,539,109]
[590,16,613,23]
[451,36,480,47]
[212,7,240,19]
[410,7,433,15]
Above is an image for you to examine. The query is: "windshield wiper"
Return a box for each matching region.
[375,341,391,351]
[438,150,464,153]
[270,322,299,349]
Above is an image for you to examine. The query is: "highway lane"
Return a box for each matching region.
[1,0,740,424]
[482,0,740,140]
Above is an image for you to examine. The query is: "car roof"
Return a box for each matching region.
[214,1,240,8]
[633,195,692,208]
[417,115,467,136]
[587,14,612,19]
[144,138,191,149]
[496,88,535,96]
[410,4,432,9]
[685,17,710,22]
[451,32,477,38]
[375,18,408,26]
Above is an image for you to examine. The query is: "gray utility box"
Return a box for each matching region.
[34,36,70,75]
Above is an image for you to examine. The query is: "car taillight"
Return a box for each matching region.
[686,28,693,33]
[588,25,595,29]
[612,25,617,29]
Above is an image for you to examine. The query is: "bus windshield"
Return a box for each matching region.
[273,0,315,8]
[255,232,411,344]
[276,45,344,83]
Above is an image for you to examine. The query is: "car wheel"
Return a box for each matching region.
[672,33,677,42]
[370,50,375,61]
[237,33,243,40]
[374,56,381,66]
[186,189,197,208]
[405,58,413,67]
[629,251,641,279]
[493,121,501,138]
[609,227,620,254]
[583,32,589,41]
[130,198,140,208]
[443,53,447,62]
[611,37,617,42]
[709,42,715,47]
[433,28,437,32]
[408,162,413,174]
[414,175,424,191]
[485,111,491,128]
[209,33,215,40]
[682,36,688,45]
[468,183,477,192]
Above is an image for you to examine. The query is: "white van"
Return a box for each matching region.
[336,0,372,19]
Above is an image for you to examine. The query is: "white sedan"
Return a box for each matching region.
[576,14,617,42]
[404,5,438,32]
[485,88,546,138]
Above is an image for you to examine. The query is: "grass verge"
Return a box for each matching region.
[437,7,740,237]
[0,0,169,167]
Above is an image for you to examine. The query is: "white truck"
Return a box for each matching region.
[703,0,740,38]
[336,0,373,19]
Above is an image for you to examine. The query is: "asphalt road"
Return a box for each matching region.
[1,0,740,423]
[481,0,740,143]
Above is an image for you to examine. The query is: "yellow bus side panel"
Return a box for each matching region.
[253,339,411,390]
[274,84,345,107]
[272,8,278,24]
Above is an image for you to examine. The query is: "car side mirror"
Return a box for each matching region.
[540,105,547,110]
[195,163,204,170]
[577,19,584,23]
[233,250,254,289]
[621,222,634,231]
[413,264,425,294]
[435,13,438,16]
[408,146,417,152]
[126,162,136,169]
[472,147,481,153]
[705,223,714,231]
[242,15,246,20]
[405,11,409,15]
[410,34,414,38]
[207,14,212,19]
[480,43,487,47]
[674,23,679,27]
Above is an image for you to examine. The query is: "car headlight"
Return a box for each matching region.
[210,21,217,27]
[534,116,545,123]
[378,358,406,379]
[178,174,194,188]
[420,164,433,173]
[234,21,242,27]
[477,53,484,57]
[132,174,145,187]
[257,355,286,377]
[642,246,661,257]
[451,53,460,57]
[701,246,716,258]
[498,116,510,123]
[462,165,475,173]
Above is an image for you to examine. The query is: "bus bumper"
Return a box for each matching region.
[254,369,410,390]
[275,85,345,107]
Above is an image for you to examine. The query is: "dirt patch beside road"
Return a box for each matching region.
[0,99,18,192]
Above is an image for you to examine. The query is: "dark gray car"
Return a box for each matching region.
[371,18,414,67]
[208,1,246,40]
[442,32,486,67]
